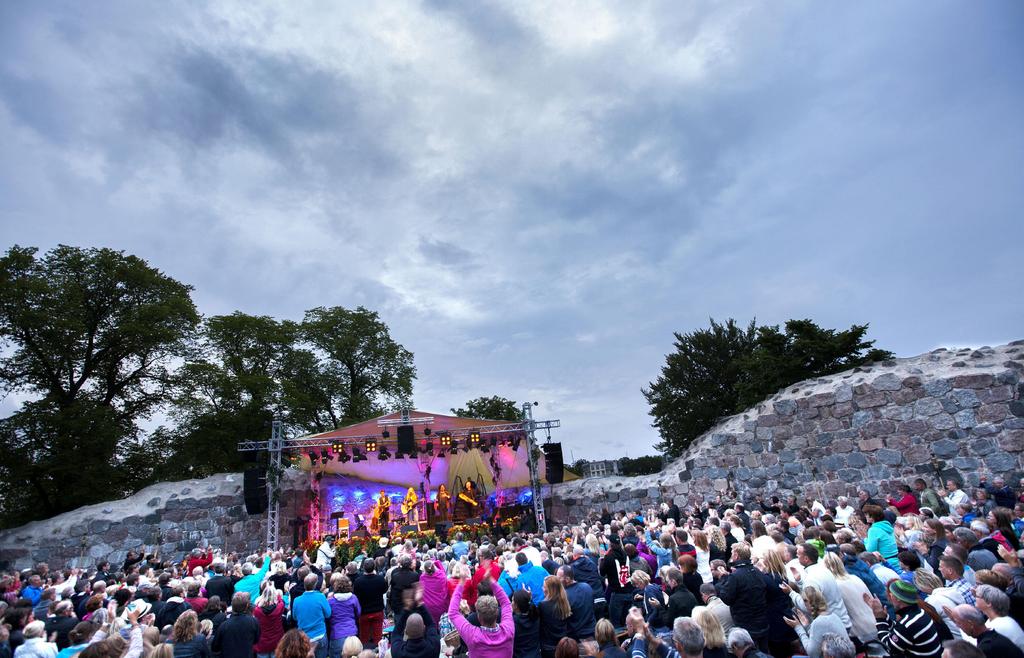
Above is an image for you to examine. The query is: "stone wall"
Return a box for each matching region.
[550,341,1024,522]
[0,471,309,570]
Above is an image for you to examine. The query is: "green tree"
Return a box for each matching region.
[569,458,588,476]
[157,312,297,480]
[734,319,894,410]
[643,319,757,458]
[0,245,199,526]
[451,396,522,422]
[645,318,891,457]
[298,306,416,426]
[620,455,664,476]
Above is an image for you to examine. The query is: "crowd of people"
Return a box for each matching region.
[4,474,1024,658]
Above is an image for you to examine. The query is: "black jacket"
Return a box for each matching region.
[205,575,235,603]
[600,548,630,594]
[564,582,596,640]
[513,612,541,658]
[388,567,421,614]
[538,600,569,651]
[716,560,768,639]
[171,636,211,658]
[212,612,261,658]
[390,606,439,658]
[658,584,697,630]
[158,599,194,629]
[353,573,388,615]
[978,629,1024,658]
[569,557,605,601]
[44,616,78,649]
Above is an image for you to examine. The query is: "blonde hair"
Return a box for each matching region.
[342,637,363,658]
[595,619,617,646]
[913,569,944,593]
[761,548,787,578]
[822,552,849,580]
[691,529,709,553]
[692,606,725,649]
[258,583,282,608]
[172,610,199,643]
[199,620,214,637]
[802,585,828,618]
[630,570,651,588]
[543,575,572,620]
[707,526,727,551]
[586,534,601,555]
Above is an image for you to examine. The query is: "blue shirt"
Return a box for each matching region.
[515,562,547,605]
[452,541,470,559]
[292,590,331,641]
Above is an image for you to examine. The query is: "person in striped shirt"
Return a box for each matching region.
[864,579,943,658]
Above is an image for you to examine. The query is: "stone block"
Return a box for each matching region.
[821,418,844,432]
[931,439,959,458]
[89,520,111,534]
[862,420,896,437]
[774,400,797,416]
[872,373,903,391]
[852,411,873,428]
[972,423,998,436]
[1009,401,1024,417]
[940,397,960,414]
[952,389,981,409]
[985,451,1017,472]
[839,468,863,482]
[902,376,923,388]
[797,408,820,420]
[808,392,836,407]
[756,427,774,441]
[978,404,1008,423]
[713,479,729,492]
[952,457,980,471]
[758,414,780,427]
[955,409,977,429]
[931,414,955,431]
[914,398,943,417]
[847,452,868,468]
[854,392,887,409]
[876,449,903,465]
[924,379,952,397]
[891,388,923,405]
[952,374,994,389]
[882,405,914,421]
[898,419,930,435]
[998,431,1024,452]
[835,384,853,403]
[904,445,931,465]
[858,438,884,452]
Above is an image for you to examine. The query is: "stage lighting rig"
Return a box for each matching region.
[439,432,452,448]
[365,438,377,452]
[320,449,330,465]
[378,445,391,460]
[381,429,390,438]
[352,448,364,462]
[338,448,351,463]
[331,441,344,453]
[469,429,480,444]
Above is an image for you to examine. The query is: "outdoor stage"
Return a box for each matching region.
[242,408,572,547]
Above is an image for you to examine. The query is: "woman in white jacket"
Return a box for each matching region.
[821,552,878,646]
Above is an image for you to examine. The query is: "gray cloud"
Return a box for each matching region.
[0,1,1021,458]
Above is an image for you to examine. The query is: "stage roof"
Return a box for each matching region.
[295,409,577,491]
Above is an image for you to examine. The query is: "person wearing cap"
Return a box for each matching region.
[865,579,943,658]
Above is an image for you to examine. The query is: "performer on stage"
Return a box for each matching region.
[402,487,420,525]
[373,489,390,534]
[457,480,480,518]
[435,484,451,523]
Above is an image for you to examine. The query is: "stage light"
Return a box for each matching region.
[365,438,377,452]
[439,432,452,448]
[436,450,445,459]
[320,449,331,465]
[307,451,317,464]
[352,447,364,462]
[382,430,390,438]
[469,429,480,443]
[421,441,433,454]
[378,446,391,460]
[449,443,459,455]
[424,427,432,436]
[339,449,351,463]
[462,438,472,453]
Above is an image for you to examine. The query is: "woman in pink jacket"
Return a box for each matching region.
[448,578,514,658]
[419,559,449,626]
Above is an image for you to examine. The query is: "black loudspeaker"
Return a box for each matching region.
[243,468,268,514]
[435,522,452,541]
[397,425,415,456]
[543,442,564,484]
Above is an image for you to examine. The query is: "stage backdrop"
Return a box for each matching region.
[295,410,577,494]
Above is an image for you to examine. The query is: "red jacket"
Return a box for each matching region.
[186,550,214,575]
[889,493,920,515]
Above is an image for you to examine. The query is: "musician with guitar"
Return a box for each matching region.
[372,490,391,535]
[457,480,480,518]
[401,487,420,525]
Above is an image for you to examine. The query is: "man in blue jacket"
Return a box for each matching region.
[234,552,272,602]
[569,546,607,621]
[514,553,547,605]
[292,573,331,658]
[558,565,596,640]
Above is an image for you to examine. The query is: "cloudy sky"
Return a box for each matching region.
[1,1,1022,460]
